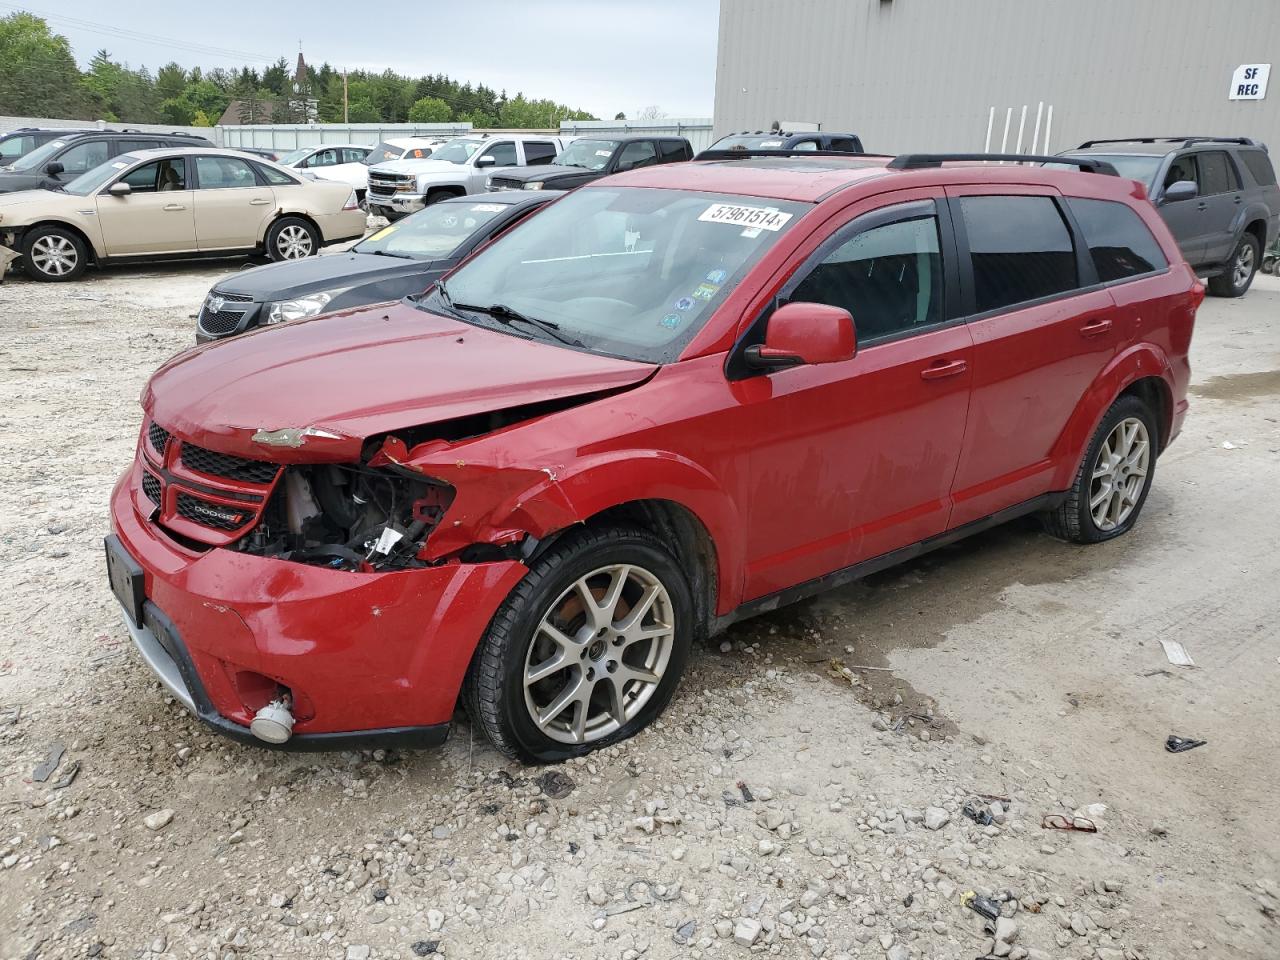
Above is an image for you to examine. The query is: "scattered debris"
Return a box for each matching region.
[0,705,19,726]
[961,890,1002,922]
[1159,639,1196,667]
[735,779,755,803]
[1166,735,1208,753]
[962,799,995,826]
[410,941,438,956]
[143,809,175,831]
[1221,440,1238,449]
[536,769,575,799]
[1041,814,1098,833]
[51,759,81,790]
[31,743,65,783]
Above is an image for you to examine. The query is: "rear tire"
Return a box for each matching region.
[1044,395,1158,543]
[265,216,319,262]
[23,226,88,282]
[1208,233,1259,297]
[463,526,694,764]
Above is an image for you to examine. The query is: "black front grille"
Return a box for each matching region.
[179,443,279,485]
[148,422,170,456]
[489,177,521,191]
[175,493,252,531]
[199,308,246,336]
[141,471,162,507]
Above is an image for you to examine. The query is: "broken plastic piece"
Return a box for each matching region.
[31,743,65,783]
[1041,814,1098,832]
[1159,639,1196,667]
[251,425,344,448]
[1165,735,1207,753]
[963,800,994,826]
[960,890,1002,921]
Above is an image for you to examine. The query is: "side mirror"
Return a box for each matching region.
[45,161,64,177]
[475,155,496,167]
[1163,180,1198,203]
[108,181,131,197]
[746,302,857,370]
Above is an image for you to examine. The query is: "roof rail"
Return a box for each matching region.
[1077,136,1258,148]
[695,148,869,161]
[887,153,1119,175]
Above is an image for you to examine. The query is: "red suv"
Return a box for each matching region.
[106,151,1202,762]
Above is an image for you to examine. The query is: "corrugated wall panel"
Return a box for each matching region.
[715,0,1280,156]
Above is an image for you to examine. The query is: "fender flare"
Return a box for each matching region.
[1232,204,1272,246]
[1050,343,1174,489]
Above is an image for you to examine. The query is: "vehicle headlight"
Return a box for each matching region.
[265,289,346,324]
[524,182,545,190]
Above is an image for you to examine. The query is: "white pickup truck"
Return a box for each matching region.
[366,134,574,219]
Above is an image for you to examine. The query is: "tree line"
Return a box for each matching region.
[0,12,601,128]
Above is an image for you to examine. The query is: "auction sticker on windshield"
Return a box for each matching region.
[698,203,793,232]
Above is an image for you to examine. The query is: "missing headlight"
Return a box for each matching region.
[237,464,455,571]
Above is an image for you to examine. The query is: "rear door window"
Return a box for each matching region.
[341,147,369,164]
[195,155,261,189]
[523,141,558,165]
[255,162,296,185]
[1066,197,1168,282]
[958,195,1078,313]
[659,140,690,161]
[617,140,659,170]
[1197,151,1238,194]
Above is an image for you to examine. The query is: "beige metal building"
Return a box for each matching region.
[713,0,1279,156]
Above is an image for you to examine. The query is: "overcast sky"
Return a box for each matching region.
[9,0,721,117]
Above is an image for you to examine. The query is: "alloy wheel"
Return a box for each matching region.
[522,563,675,745]
[1089,417,1150,532]
[276,225,314,259]
[1234,243,1255,288]
[30,235,78,277]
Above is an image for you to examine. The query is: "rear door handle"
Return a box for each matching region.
[1080,317,1113,338]
[920,359,968,380]
[249,198,272,206]
[162,203,186,211]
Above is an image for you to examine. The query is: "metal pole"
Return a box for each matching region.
[1031,101,1043,154]
[1014,104,1027,154]
[1000,107,1012,158]
[984,106,995,153]
[1044,105,1053,154]
[343,71,349,124]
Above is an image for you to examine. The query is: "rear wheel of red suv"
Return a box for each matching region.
[1045,395,1157,543]
[464,526,693,764]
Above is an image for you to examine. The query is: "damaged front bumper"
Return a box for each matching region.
[108,470,528,748]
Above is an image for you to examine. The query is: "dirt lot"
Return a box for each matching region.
[0,259,1277,960]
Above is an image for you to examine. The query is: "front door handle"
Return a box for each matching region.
[1196,201,1209,211]
[249,198,272,206]
[1080,317,1113,338]
[920,359,968,381]
[162,203,186,211]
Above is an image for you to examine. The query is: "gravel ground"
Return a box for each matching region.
[0,260,1277,960]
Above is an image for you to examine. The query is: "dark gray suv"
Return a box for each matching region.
[1058,137,1278,296]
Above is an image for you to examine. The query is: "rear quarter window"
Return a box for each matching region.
[1238,149,1277,187]
[1066,197,1168,283]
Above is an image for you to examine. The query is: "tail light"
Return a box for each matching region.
[343,189,359,211]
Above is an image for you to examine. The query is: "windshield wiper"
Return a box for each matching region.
[451,297,584,348]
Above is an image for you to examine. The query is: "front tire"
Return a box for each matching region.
[1045,395,1157,543]
[23,226,88,282]
[1208,233,1259,297]
[266,216,319,262]
[463,526,694,764]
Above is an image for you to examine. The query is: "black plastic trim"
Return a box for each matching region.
[695,148,874,161]
[712,492,1066,634]
[140,601,450,751]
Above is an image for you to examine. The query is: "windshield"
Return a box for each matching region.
[428,139,484,164]
[61,155,141,195]
[1053,153,1164,188]
[710,134,790,151]
[355,199,510,259]
[430,187,810,363]
[277,148,312,166]
[555,139,620,171]
[10,138,70,171]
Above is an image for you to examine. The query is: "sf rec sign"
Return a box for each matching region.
[1229,63,1270,100]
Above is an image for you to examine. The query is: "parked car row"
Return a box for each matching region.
[105,141,1227,764]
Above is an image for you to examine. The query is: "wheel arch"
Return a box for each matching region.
[20,219,102,262]
[260,211,321,249]
[1051,344,1176,489]
[1241,215,1268,252]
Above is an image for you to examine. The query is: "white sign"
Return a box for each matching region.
[1229,63,1270,100]
[698,203,793,232]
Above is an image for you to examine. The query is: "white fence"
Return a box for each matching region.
[0,115,211,139]
[558,118,715,152]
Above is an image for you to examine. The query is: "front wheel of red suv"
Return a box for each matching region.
[1045,395,1158,544]
[463,526,694,764]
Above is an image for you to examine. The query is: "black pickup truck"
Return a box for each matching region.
[486,135,693,192]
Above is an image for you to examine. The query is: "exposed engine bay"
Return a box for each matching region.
[236,463,455,572]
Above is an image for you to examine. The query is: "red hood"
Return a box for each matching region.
[145,302,656,461]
